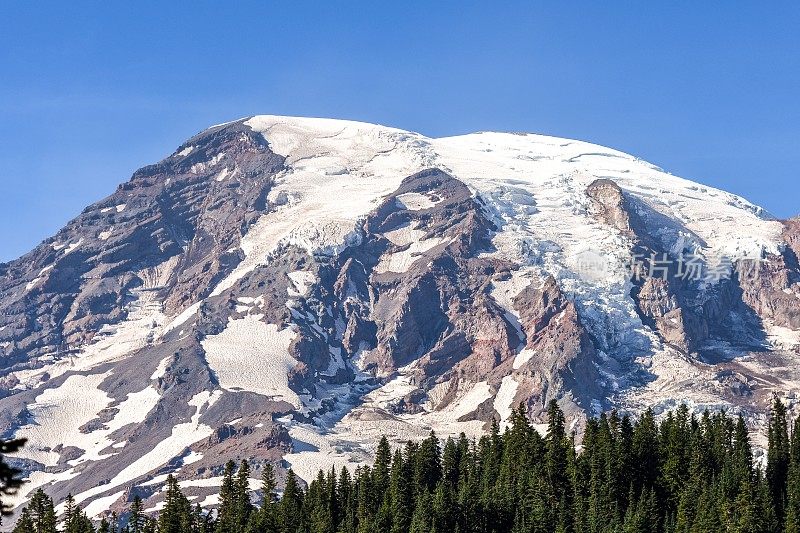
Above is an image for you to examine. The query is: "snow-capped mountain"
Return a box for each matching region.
[1,115,798,519]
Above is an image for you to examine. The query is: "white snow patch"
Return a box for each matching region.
[25,265,54,291]
[182,451,204,465]
[215,167,231,181]
[207,116,436,297]
[13,375,159,482]
[83,491,124,518]
[382,222,426,246]
[199,494,220,507]
[490,271,534,349]
[767,323,800,351]
[162,301,201,335]
[98,229,113,241]
[14,372,113,467]
[439,381,493,421]
[178,476,261,491]
[103,386,161,436]
[13,287,166,388]
[73,390,222,506]
[494,376,520,425]
[145,502,166,513]
[5,470,80,513]
[374,237,446,274]
[178,146,195,157]
[395,191,439,210]
[190,153,225,174]
[287,270,316,297]
[141,473,171,487]
[63,238,84,255]
[513,349,536,370]
[201,317,300,407]
[151,356,172,380]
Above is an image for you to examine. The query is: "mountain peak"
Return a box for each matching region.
[1,115,798,520]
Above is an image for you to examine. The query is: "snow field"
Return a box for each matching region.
[374,237,447,274]
[14,372,114,467]
[73,390,223,506]
[494,376,520,426]
[382,222,426,246]
[201,317,301,407]
[395,191,440,210]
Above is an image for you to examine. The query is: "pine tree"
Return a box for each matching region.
[278,469,303,533]
[157,474,192,533]
[337,466,357,533]
[373,437,391,497]
[545,400,569,502]
[24,488,57,533]
[216,460,237,533]
[414,432,442,495]
[389,449,411,533]
[307,470,332,533]
[12,508,35,533]
[767,394,790,524]
[250,464,278,533]
[63,493,77,530]
[127,496,147,533]
[408,490,432,533]
[234,460,254,530]
[14,403,800,533]
[788,414,800,533]
[61,494,94,533]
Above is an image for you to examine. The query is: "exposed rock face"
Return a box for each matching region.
[511,276,602,418]
[736,232,800,330]
[586,178,637,235]
[321,169,526,412]
[1,116,797,519]
[586,178,704,352]
[0,123,284,369]
[585,178,796,355]
[785,218,800,255]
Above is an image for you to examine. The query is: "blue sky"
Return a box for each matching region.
[1,2,798,262]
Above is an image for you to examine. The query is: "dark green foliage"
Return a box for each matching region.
[768,393,791,524]
[62,493,95,533]
[215,460,238,533]
[12,507,35,533]
[278,469,303,533]
[234,460,254,531]
[19,488,57,532]
[156,475,192,533]
[126,495,152,533]
[11,398,800,533]
[1,438,26,516]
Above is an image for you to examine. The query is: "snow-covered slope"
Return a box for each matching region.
[0,115,797,522]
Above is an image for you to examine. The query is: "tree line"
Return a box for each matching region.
[8,396,800,532]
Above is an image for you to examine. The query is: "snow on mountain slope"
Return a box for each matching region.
[0,115,797,522]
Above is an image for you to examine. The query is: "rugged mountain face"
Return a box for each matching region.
[1,115,797,521]
[0,123,284,373]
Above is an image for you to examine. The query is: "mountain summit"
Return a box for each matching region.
[1,116,798,518]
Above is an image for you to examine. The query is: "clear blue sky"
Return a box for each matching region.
[1,2,798,262]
